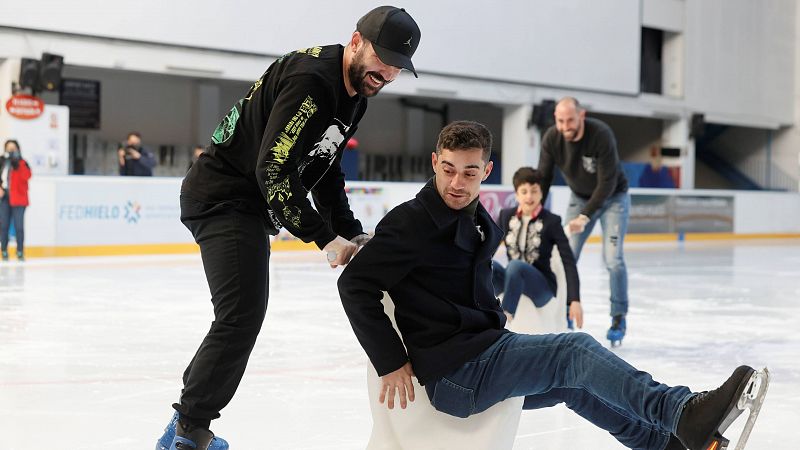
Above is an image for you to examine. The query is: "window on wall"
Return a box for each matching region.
[640,27,663,94]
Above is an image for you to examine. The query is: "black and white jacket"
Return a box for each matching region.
[495,207,580,303]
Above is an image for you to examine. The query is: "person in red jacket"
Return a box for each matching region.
[0,139,32,261]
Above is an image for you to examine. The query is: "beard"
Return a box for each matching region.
[348,53,386,97]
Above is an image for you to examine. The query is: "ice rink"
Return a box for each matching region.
[1,239,799,449]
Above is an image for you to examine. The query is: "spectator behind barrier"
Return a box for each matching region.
[118,131,157,176]
[638,145,675,188]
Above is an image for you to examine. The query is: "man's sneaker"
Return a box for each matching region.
[156,412,229,450]
[16,251,24,261]
[1,250,7,261]
[676,366,770,450]
[606,314,626,347]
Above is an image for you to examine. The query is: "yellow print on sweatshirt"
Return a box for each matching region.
[282,205,302,229]
[267,177,292,203]
[296,47,322,58]
[270,95,318,164]
[285,96,318,134]
[244,77,264,101]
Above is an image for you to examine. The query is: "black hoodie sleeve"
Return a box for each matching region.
[338,205,421,376]
[255,75,338,249]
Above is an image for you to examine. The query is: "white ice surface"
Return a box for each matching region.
[1,240,798,449]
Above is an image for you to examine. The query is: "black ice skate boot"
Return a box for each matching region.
[675,365,769,450]
[169,417,216,450]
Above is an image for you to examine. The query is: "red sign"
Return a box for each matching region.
[5,94,45,120]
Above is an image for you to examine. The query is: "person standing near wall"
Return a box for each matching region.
[118,131,157,176]
[537,97,631,346]
[0,139,32,261]
[157,6,421,450]
[639,145,676,188]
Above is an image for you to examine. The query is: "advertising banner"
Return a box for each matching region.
[55,179,189,245]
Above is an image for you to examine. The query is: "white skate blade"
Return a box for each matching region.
[731,367,770,450]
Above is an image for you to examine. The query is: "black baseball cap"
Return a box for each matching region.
[356,6,421,77]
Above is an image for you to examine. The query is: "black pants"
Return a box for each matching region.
[174,195,271,421]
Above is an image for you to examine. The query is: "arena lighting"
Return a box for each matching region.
[530,99,556,129]
[18,58,40,91]
[39,53,64,91]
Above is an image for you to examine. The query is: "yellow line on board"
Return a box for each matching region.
[22,243,200,258]
[683,232,800,241]
[270,240,317,251]
[14,232,800,258]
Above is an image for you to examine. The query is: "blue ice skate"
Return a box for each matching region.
[606,315,626,347]
[156,412,229,450]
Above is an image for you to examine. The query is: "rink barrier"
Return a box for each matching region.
[19,177,800,257]
[11,232,800,258]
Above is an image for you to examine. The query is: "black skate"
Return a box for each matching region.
[676,366,769,450]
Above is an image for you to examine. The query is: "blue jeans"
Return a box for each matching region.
[426,333,692,450]
[0,196,25,254]
[565,191,629,317]
[491,260,554,315]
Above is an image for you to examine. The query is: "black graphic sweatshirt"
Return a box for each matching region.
[182,44,367,249]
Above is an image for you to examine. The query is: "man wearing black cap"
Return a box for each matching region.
[156,6,421,450]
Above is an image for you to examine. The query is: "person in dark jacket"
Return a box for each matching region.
[338,121,767,450]
[538,97,630,345]
[156,6,421,450]
[118,131,157,176]
[492,166,582,327]
[0,139,32,261]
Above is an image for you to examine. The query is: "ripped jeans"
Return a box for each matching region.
[565,191,629,317]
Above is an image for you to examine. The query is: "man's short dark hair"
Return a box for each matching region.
[436,121,492,163]
[512,167,544,191]
[127,131,142,140]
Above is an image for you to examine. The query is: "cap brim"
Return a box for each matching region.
[371,42,418,78]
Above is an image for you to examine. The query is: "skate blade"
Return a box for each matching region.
[731,367,770,450]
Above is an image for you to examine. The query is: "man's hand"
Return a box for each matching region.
[127,148,142,160]
[569,301,584,329]
[567,214,590,234]
[380,362,415,409]
[322,236,358,268]
[117,148,126,166]
[350,233,372,247]
[0,187,4,199]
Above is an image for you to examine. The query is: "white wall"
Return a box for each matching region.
[1,0,642,95]
[685,0,795,128]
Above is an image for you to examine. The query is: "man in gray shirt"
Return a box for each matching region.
[538,97,630,346]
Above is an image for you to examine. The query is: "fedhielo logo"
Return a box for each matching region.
[124,200,142,224]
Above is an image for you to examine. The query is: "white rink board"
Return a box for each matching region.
[22,177,800,249]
